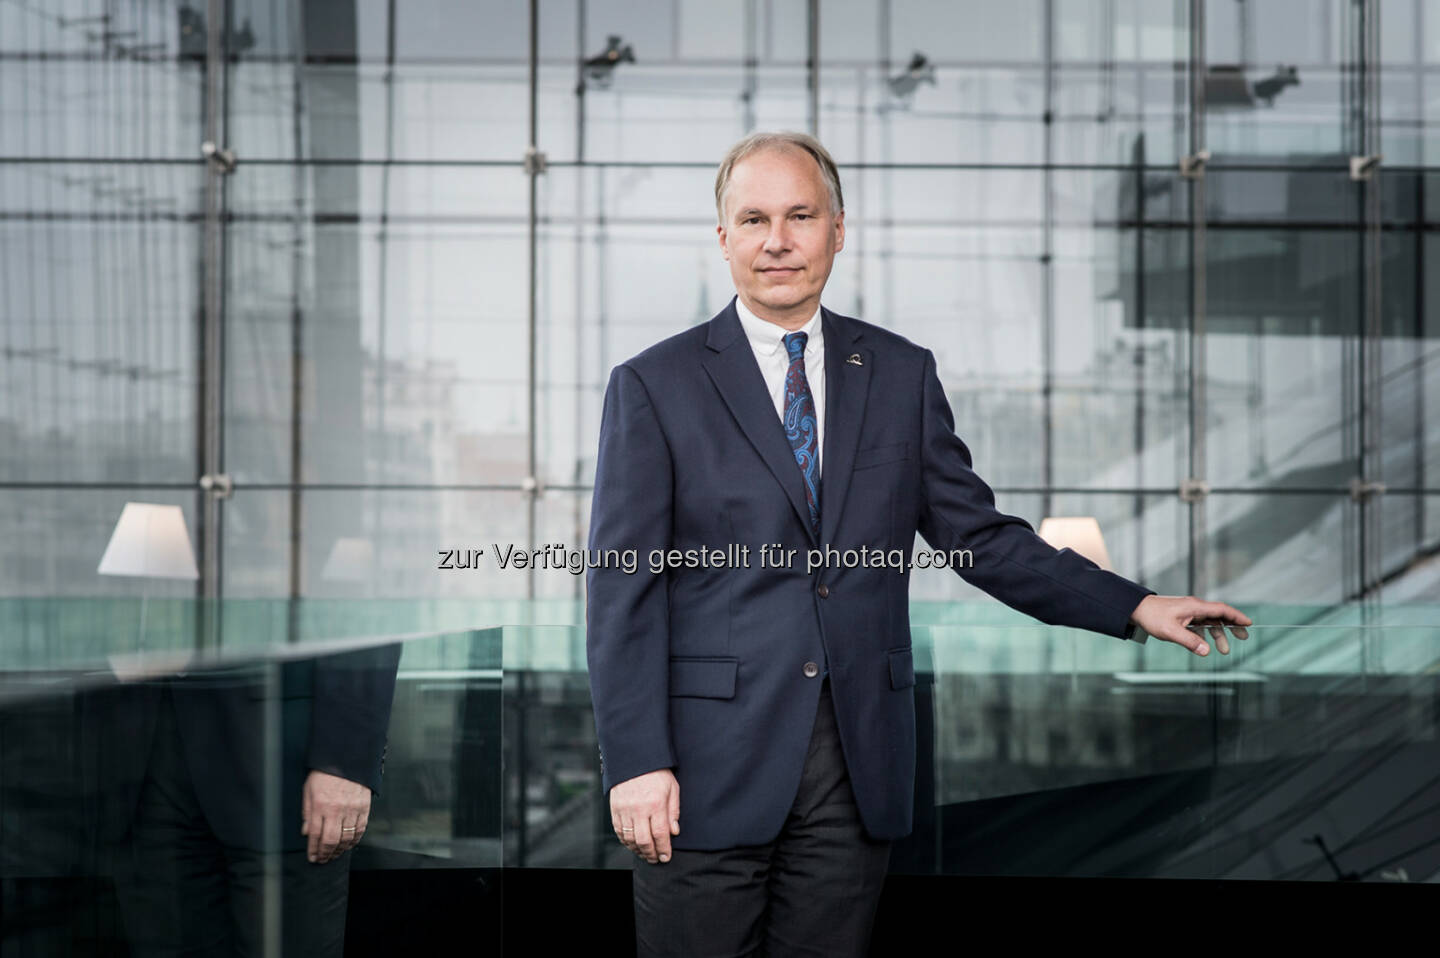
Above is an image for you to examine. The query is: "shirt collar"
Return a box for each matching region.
[733,294,823,358]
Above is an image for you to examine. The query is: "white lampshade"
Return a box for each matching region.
[1037,516,1113,572]
[97,502,199,580]
[322,536,375,582]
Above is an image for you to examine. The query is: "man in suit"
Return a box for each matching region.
[585,131,1250,957]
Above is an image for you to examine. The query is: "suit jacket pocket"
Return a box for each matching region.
[888,647,915,690]
[669,656,738,699]
[853,441,910,470]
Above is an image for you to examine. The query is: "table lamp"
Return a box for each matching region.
[98,502,199,650]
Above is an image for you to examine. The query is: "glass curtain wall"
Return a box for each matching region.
[2,0,1437,641]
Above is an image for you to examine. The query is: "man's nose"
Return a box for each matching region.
[763,221,791,253]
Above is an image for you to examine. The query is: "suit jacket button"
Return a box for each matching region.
[817,584,830,598]
[803,662,820,678]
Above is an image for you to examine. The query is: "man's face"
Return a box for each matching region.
[717,147,845,327]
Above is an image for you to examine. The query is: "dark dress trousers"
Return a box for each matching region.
[586,297,1155,854]
[630,676,892,957]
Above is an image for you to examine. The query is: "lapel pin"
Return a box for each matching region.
[846,353,864,366]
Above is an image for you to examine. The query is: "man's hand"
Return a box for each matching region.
[1129,595,1252,656]
[610,768,680,864]
[302,769,372,864]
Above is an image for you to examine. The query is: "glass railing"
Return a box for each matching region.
[3,596,1431,668]
[3,608,1437,951]
[0,597,574,668]
[0,626,502,953]
[499,620,1440,881]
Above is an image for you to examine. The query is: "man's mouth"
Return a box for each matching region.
[760,267,800,275]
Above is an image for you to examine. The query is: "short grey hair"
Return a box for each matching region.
[714,131,844,225]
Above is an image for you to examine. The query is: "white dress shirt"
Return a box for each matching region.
[734,294,825,477]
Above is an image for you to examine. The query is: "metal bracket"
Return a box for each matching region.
[199,473,233,499]
[1179,150,1211,180]
[200,141,237,174]
[1349,154,1382,182]
[1349,477,1386,502]
[524,146,548,176]
[1178,478,1210,503]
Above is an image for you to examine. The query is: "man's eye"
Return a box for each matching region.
[793,214,810,221]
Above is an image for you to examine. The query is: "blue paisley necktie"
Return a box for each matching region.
[783,331,821,537]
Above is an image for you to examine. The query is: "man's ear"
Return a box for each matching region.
[833,210,845,254]
[717,222,729,261]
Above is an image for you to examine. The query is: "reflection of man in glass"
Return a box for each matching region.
[585,131,1252,956]
[97,643,401,956]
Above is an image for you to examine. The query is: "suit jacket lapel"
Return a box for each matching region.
[702,299,819,547]
[819,307,871,548]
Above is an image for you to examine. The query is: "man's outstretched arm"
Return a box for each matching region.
[586,363,681,863]
[914,348,1249,651]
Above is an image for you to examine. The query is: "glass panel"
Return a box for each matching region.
[917,622,1440,877]
[0,163,204,484]
[539,0,808,164]
[568,219,725,368]
[1204,229,1359,490]
[1052,227,1187,490]
[888,0,1044,63]
[1138,168,1368,225]
[574,65,808,164]
[221,489,530,604]
[1377,230,1427,497]
[1205,169,1360,224]
[818,0,877,61]
[1055,0,1189,167]
[0,6,205,160]
[1052,65,1188,168]
[1055,0,1189,64]
[1379,168,1422,225]
[841,172,1046,493]
[1380,493,1440,600]
[225,166,529,486]
[0,658,281,949]
[1126,228,1194,483]
[1378,0,1426,166]
[373,630,501,867]
[0,627,490,947]
[1204,492,1352,604]
[503,626,602,867]
[533,491,593,604]
[1419,231,1440,490]
[231,0,387,61]
[230,62,531,163]
[836,166,1046,488]
[1423,71,1440,168]
[536,169,591,490]
[1424,171,1440,223]
[821,65,1047,166]
[229,0,531,163]
[499,622,1440,877]
[0,489,199,610]
[1203,0,1360,163]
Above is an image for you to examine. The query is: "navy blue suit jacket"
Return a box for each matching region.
[585,298,1155,850]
